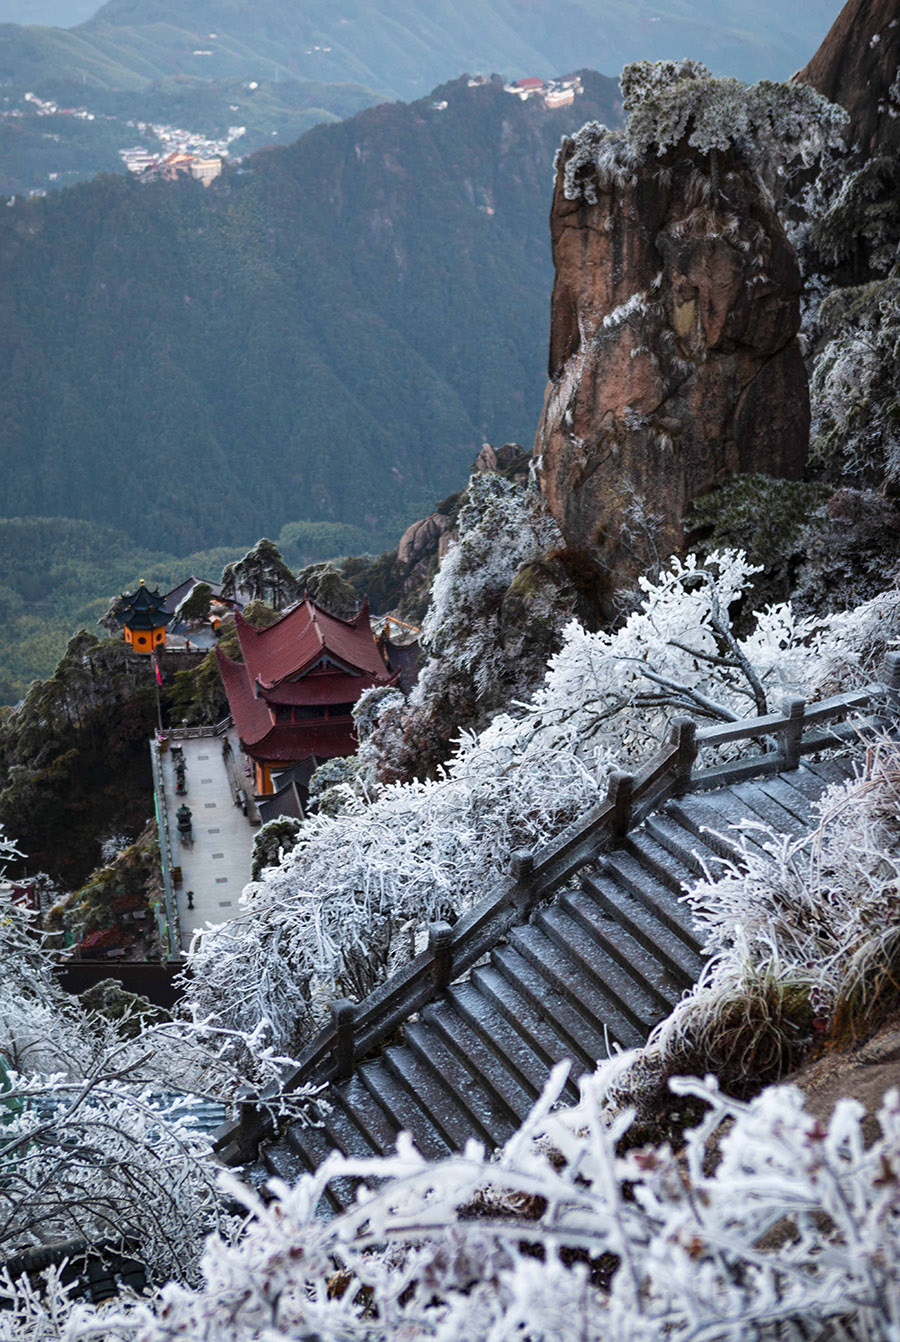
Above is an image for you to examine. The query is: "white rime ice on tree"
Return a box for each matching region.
[810,278,900,484]
[185,550,900,1061]
[32,1061,900,1340]
[562,59,848,203]
[0,831,237,1290]
[416,471,565,703]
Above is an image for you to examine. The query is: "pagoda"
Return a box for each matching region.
[215,598,397,795]
[116,580,170,654]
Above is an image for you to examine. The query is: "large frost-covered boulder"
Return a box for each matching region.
[532,66,838,610]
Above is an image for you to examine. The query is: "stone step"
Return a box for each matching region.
[284,1121,354,1211]
[446,981,575,1105]
[422,997,536,1125]
[725,779,812,834]
[607,841,704,954]
[318,1091,383,1163]
[535,905,664,1033]
[357,1059,452,1161]
[644,812,731,876]
[328,1077,398,1158]
[471,962,598,1081]
[508,924,646,1050]
[785,757,856,798]
[750,774,817,824]
[490,944,617,1067]
[383,1042,479,1151]
[568,877,701,993]
[261,1133,310,1187]
[404,1019,518,1147]
[667,794,769,864]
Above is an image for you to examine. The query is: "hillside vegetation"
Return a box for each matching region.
[0,0,841,194]
[0,73,620,559]
[0,515,375,704]
[0,76,381,198]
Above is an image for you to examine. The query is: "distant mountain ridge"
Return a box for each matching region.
[0,71,621,555]
[0,0,844,197]
[3,0,845,99]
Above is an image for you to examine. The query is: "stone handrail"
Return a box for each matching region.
[164,717,232,741]
[214,656,900,1162]
[149,741,181,962]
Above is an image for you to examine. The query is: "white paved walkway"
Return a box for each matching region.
[158,728,258,950]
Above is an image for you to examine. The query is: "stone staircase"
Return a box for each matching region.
[250,756,855,1208]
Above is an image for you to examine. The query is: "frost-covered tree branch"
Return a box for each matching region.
[185,550,900,1063]
[29,1058,900,1341]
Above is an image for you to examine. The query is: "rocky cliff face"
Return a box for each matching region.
[796,0,899,283]
[796,0,899,158]
[533,129,810,608]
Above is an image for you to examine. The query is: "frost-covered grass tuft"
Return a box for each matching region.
[619,740,900,1109]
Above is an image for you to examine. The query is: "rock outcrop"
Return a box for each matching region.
[796,0,899,284]
[533,134,810,608]
[796,0,899,158]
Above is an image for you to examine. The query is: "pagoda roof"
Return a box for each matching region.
[234,597,391,691]
[118,581,171,630]
[258,673,388,708]
[215,645,366,760]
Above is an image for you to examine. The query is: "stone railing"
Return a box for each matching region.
[149,740,181,961]
[214,655,900,1163]
[162,716,232,742]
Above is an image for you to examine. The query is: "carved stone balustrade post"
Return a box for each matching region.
[781,698,806,771]
[670,716,698,795]
[429,921,453,990]
[331,998,356,1081]
[607,772,634,841]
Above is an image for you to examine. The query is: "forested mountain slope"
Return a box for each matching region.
[0,72,619,553]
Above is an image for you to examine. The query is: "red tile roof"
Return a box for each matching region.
[215,646,272,747]
[259,673,387,707]
[257,722,358,762]
[234,598,391,689]
[216,597,395,763]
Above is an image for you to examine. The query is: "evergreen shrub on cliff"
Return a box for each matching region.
[562,58,846,203]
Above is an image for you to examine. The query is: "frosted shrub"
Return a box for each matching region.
[0,1073,224,1285]
[184,549,900,1063]
[366,471,572,782]
[810,276,900,486]
[34,1061,900,1341]
[635,741,900,1099]
[415,472,568,704]
[563,59,847,203]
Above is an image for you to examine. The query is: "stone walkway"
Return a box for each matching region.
[158,728,258,951]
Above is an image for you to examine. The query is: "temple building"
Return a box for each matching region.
[215,598,398,796]
[116,580,171,654]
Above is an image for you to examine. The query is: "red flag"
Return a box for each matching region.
[155,662,162,685]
